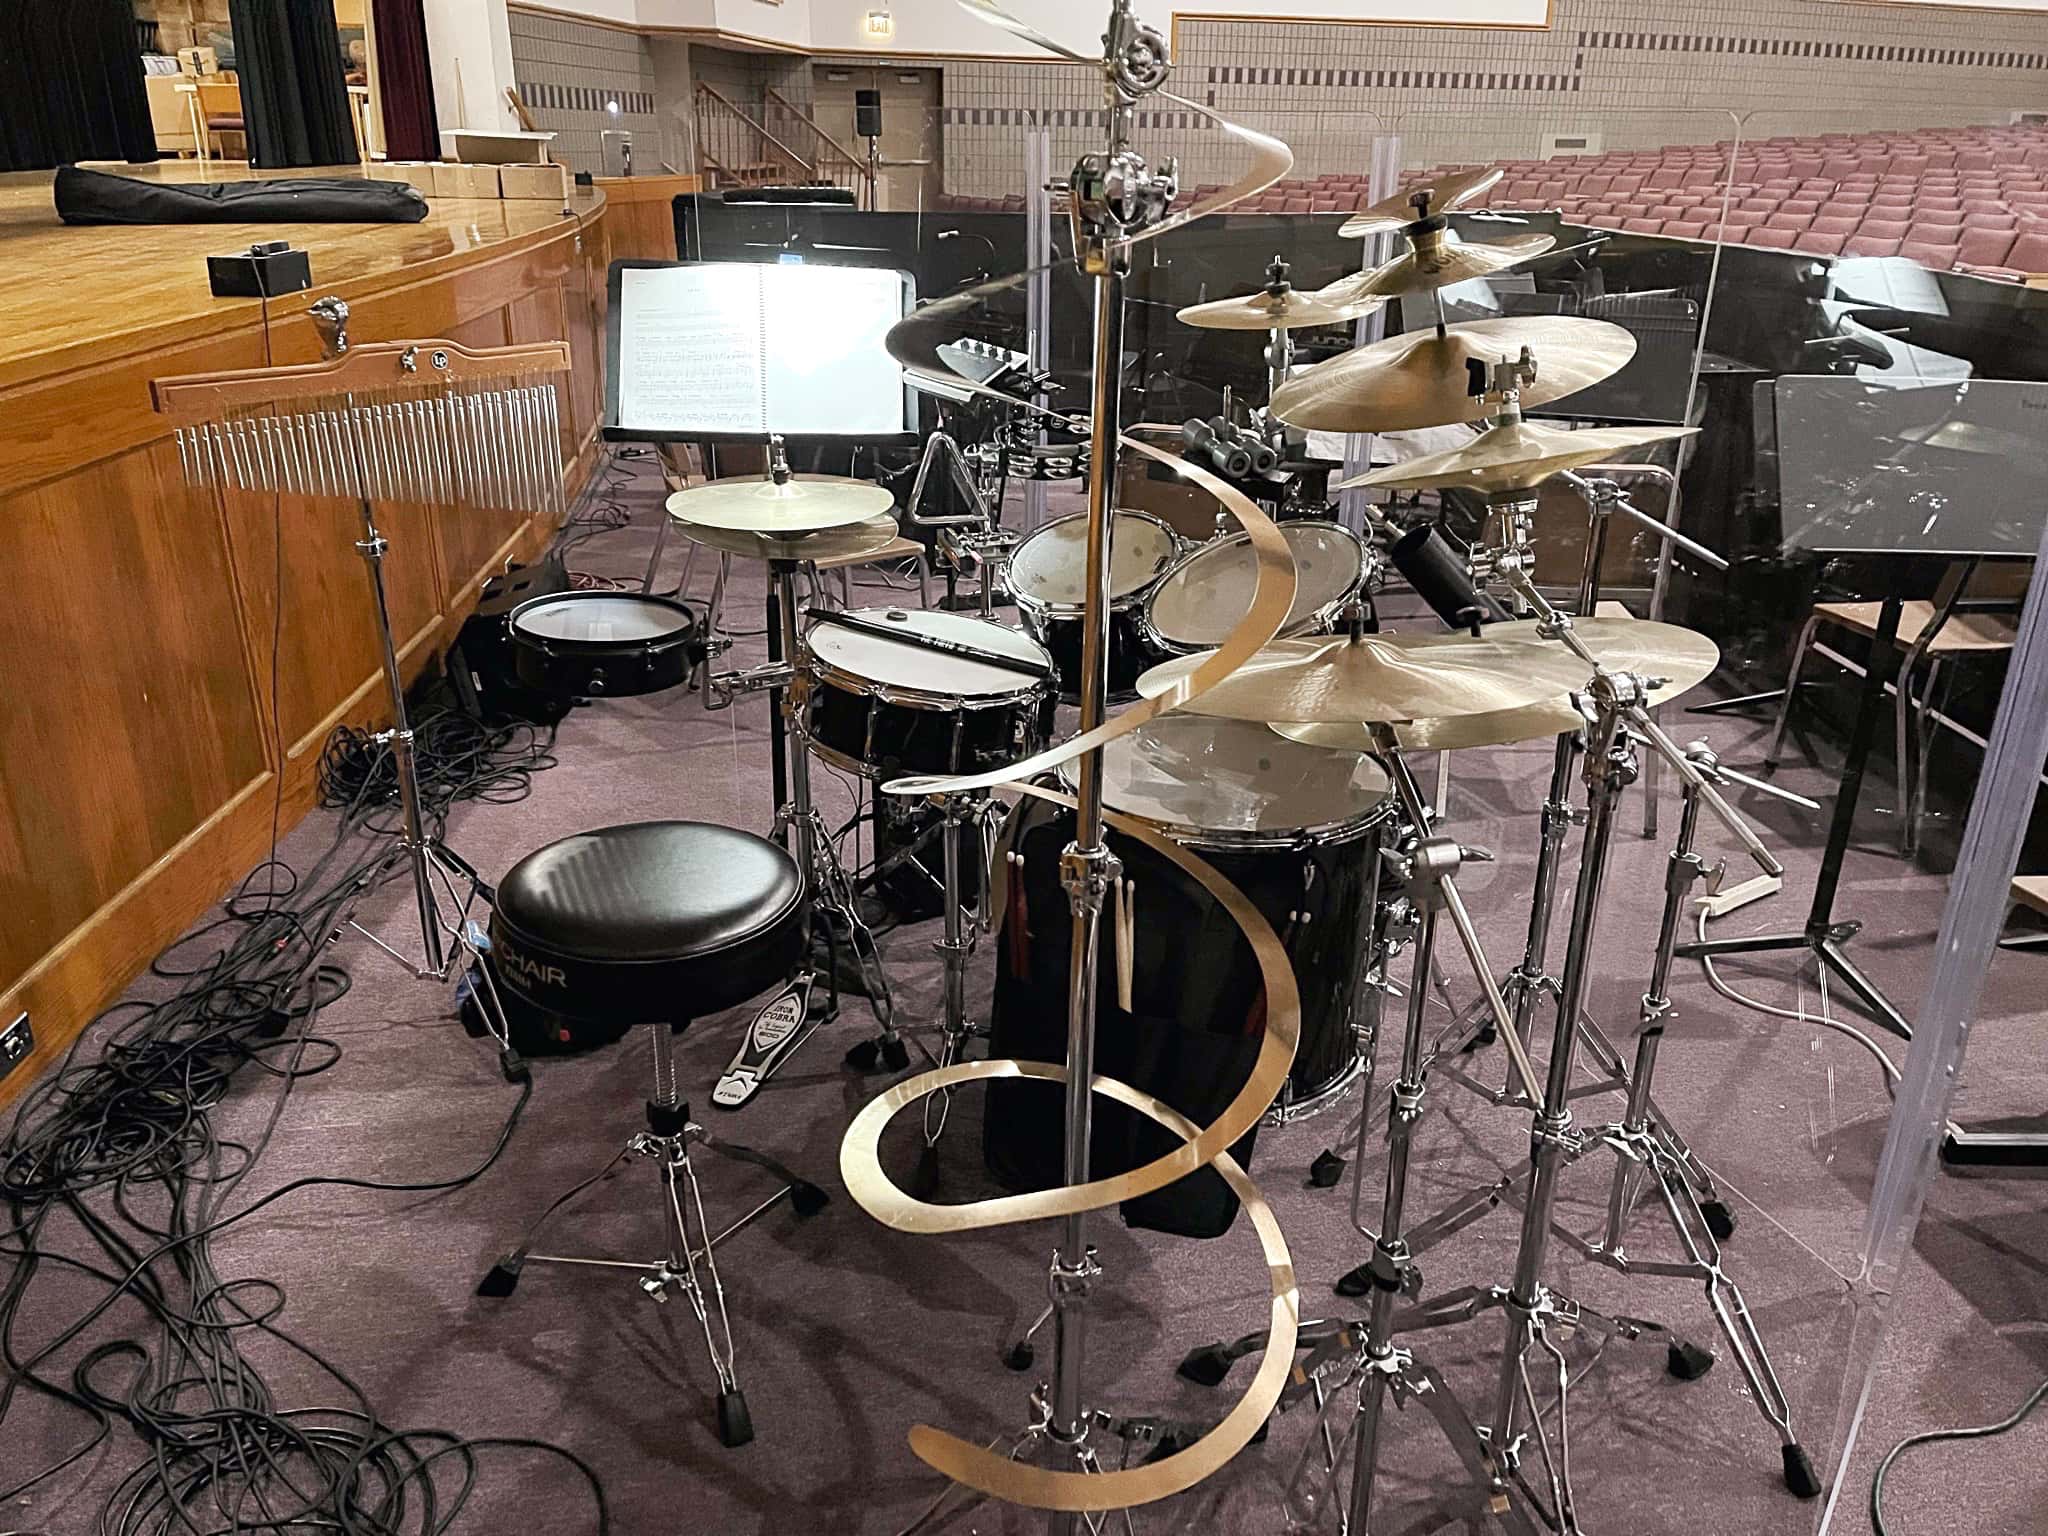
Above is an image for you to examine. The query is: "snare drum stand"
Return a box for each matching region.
[713,549,903,1109]
[912,790,1001,1190]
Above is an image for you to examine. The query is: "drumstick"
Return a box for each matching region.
[1116,878,1135,1013]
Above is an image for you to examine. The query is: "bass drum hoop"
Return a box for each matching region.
[1141,522,1369,658]
[1054,768,1396,854]
[1008,510,1182,622]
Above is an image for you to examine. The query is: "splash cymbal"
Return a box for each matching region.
[1271,317,1638,435]
[1271,697,1587,754]
[1176,285,1388,332]
[1339,169,1505,237]
[1336,420,1699,495]
[1325,229,1556,303]
[667,473,895,533]
[1137,617,1718,725]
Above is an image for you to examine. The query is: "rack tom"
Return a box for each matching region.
[1007,510,1180,700]
[1145,520,1374,656]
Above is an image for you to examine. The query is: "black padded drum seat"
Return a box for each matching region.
[489,821,804,1025]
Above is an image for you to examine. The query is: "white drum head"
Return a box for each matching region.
[514,595,688,643]
[1059,714,1389,838]
[1009,513,1178,608]
[1148,522,1365,650]
[808,607,1051,699]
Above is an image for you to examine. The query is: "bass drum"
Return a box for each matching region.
[985,715,1395,1239]
[508,592,702,700]
[1144,519,1375,656]
[804,607,1057,780]
[1007,510,1180,701]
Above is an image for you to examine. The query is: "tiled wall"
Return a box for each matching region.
[940,0,2048,194]
[507,9,661,174]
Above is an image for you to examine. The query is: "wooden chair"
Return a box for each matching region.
[196,80,245,161]
[1766,558,2029,855]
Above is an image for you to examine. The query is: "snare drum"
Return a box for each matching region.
[508,592,703,699]
[1144,520,1375,656]
[1007,511,1180,700]
[984,716,1396,1237]
[804,607,1057,780]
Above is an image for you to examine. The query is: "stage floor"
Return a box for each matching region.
[7,453,2045,1534]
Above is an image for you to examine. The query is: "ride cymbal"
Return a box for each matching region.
[1271,317,1637,435]
[1336,420,1700,495]
[1137,617,1719,725]
[667,473,895,533]
[1176,285,1388,332]
[1270,698,1587,754]
[1339,168,1505,237]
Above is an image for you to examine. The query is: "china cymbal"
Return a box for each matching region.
[1324,229,1556,304]
[1336,420,1700,495]
[677,513,902,564]
[1136,617,1718,725]
[1271,697,1588,754]
[1339,168,1505,237]
[1176,285,1387,332]
[1271,317,1638,435]
[667,473,895,534]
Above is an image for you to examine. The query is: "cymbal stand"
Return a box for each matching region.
[713,549,903,1109]
[1280,833,1537,1536]
[1390,669,1711,1536]
[913,791,1002,1182]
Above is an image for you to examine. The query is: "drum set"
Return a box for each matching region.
[539,95,1825,1525]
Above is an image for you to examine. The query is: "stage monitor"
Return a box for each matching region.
[604,259,917,443]
[1775,375,2048,556]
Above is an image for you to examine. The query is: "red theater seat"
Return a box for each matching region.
[1765,211,1813,231]
[2007,230,2048,270]
[1811,215,1861,235]
[1748,226,1799,249]
[1843,234,1902,256]
[1899,239,1961,269]
[1957,227,2017,267]
[1666,219,1708,238]
[1623,217,1663,234]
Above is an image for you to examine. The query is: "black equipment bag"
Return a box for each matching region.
[984,798,1263,1240]
[55,165,429,225]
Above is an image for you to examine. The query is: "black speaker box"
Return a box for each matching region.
[855,88,883,139]
[447,554,574,725]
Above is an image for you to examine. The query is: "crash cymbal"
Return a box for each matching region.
[1324,228,1556,304]
[1176,284,1388,332]
[1271,317,1638,435]
[1339,168,1505,238]
[1336,420,1700,495]
[667,473,895,533]
[1269,696,1587,754]
[677,513,902,564]
[1137,616,1718,726]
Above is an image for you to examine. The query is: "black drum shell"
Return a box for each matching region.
[806,676,1056,780]
[1016,601,1163,703]
[984,795,1386,1238]
[508,593,702,700]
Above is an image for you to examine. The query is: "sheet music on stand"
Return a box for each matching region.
[1777,375,2048,556]
[603,259,918,443]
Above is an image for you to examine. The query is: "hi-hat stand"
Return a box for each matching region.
[713,533,903,1108]
[154,297,578,1066]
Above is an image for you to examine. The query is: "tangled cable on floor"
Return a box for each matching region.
[1,687,605,1534]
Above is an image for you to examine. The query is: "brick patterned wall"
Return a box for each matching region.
[939,0,2048,195]
[508,9,660,174]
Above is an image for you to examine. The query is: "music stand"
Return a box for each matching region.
[1679,376,2048,1065]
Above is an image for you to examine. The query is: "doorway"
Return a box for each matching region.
[812,65,942,212]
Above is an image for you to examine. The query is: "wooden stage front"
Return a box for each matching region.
[0,162,685,1103]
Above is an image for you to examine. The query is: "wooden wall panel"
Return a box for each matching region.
[0,443,266,986]
[0,197,613,1110]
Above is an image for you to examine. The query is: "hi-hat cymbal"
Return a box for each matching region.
[1272,317,1638,435]
[1136,616,1718,725]
[1339,169,1505,238]
[1324,229,1556,304]
[1336,420,1700,495]
[678,513,902,564]
[667,473,895,533]
[1176,285,1388,332]
[1271,697,1588,754]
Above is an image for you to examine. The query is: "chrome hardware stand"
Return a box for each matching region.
[716,546,902,1107]
[476,1021,826,1447]
[1280,835,1536,1536]
[306,298,509,1046]
[906,429,1020,614]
